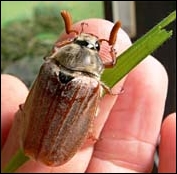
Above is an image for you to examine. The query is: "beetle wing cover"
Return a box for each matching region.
[20,61,101,166]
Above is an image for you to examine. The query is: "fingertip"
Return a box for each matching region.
[158,113,176,173]
[162,113,176,133]
[1,74,28,148]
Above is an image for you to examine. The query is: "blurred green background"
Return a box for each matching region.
[1,1,104,87]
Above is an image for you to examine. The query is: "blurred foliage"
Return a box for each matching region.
[33,4,64,33]
[1,3,74,87]
[1,2,103,87]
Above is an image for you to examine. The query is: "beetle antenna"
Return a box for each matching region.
[98,21,121,46]
[61,10,79,35]
[109,21,121,45]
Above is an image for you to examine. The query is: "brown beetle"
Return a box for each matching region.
[20,10,121,166]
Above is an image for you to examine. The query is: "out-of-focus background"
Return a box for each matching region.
[1,1,104,87]
[1,1,176,172]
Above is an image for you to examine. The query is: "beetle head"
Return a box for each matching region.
[60,10,121,68]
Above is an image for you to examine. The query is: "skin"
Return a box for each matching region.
[1,18,176,173]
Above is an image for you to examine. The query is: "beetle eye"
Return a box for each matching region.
[95,41,100,51]
[74,40,89,47]
[74,39,100,51]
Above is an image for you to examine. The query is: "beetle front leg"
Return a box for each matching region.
[101,82,124,95]
[104,46,117,68]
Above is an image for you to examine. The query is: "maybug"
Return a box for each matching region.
[20,10,121,166]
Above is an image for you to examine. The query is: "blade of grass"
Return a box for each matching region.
[102,10,176,87]
[2,150,29,173]
[2,10,176,173]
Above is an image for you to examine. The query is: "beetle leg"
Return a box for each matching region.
[99,21,121,68]
[61,10,79,35]
[103,47,117,68]
[80,22,88,33]
[87,132,98,142]
[100,82,114,95]
[101,82,124,95]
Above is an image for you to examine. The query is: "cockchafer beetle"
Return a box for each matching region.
[19,10,121,166]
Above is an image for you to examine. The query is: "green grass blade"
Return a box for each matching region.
[2,150,29,173]
[102,10,176,87]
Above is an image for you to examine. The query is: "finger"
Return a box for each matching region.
[158,113,176,173]
[87,56,168,172]
[1,74,28,148]
[1,75,28,168]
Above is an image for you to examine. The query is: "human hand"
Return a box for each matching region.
[1,19,176,173]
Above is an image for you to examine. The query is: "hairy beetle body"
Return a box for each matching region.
[21,61,101,166]
[20,10,121,166]
[46,33,104,78]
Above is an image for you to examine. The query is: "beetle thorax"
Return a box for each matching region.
[48,33,104,79]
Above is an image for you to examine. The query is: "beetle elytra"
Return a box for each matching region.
[20,10,121,166]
